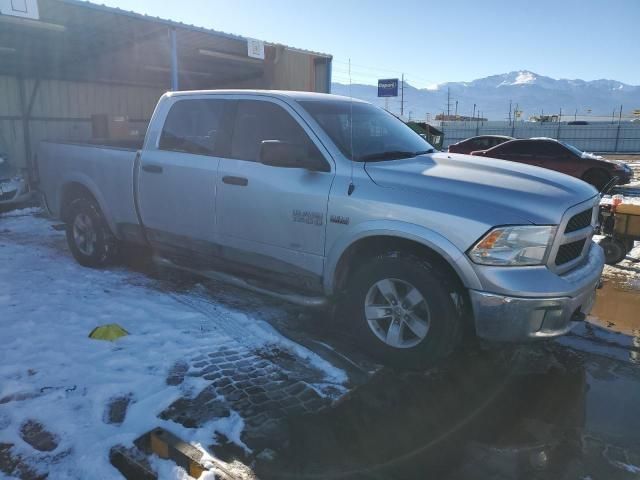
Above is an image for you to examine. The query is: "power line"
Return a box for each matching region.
[332,58,437,88]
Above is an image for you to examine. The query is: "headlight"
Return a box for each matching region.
[468,225,556,266]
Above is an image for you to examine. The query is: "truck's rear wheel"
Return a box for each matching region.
[65,197,118,268]
[345,252,463,369]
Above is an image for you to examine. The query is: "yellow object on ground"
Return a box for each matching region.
[88,324,129,341]
[149,428,207,478]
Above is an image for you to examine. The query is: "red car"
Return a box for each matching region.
[470,137,633,190]
[448,135,513,154]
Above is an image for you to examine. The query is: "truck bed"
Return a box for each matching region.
[37,140,141,240]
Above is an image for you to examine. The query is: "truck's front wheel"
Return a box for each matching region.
[65,197,118,268]
[345,252,463,369]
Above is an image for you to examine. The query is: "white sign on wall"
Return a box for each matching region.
[0,0,40,19]
[247,38,265,60]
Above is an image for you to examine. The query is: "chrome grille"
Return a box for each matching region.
[0,190,16,201]
[555,239,587,265]
[565,209,592,233]
[548,200,597,274]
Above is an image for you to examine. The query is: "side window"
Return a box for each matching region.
[475,138,491,149]
[542,142,567,157]
[529,141,559,155]
[230,100,325,165]
[159,99,225,156]
[495,141,524,155]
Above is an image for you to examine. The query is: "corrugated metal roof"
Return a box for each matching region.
[57,0,332,58]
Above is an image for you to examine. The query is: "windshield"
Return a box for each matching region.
[298,100,435,161]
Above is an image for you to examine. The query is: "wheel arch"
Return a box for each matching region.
[58,175,115,234]
[325,222,482,296]
[581,167,611,182]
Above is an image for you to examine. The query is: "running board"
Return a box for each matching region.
[153,256,328,308]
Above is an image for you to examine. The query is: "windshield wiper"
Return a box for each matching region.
[358,149,434,162]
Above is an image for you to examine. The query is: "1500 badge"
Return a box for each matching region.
[292,210,324,226]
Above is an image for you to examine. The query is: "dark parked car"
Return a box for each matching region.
[470,137,633,190]
[448,135,513,154]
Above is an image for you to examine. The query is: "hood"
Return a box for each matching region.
[364,152,598,225]
[585,155,629,170]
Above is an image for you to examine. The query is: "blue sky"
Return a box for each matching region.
[98,0,640,88]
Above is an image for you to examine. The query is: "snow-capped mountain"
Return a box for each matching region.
[331,70,640,120]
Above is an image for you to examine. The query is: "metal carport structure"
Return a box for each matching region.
[0,0,332,177]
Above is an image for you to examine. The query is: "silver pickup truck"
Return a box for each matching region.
[37,90,604,367]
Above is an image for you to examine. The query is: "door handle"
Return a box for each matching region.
[222,176,248,186]
[142,164,163,174]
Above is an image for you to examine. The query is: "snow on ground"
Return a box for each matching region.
[0,210,346,478]
[601,241,640,291]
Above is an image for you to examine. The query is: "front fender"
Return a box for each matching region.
[323,220,482,295]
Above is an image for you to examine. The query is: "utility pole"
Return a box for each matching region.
[446,87,451,117]
[574,109,577,121]
[400,73,405,117]
[556,108,562,139]
[472,103,476,120]
[612,109,616,124]
[614,104,624,152]
[454,100,458,118]
[618,104,623,124]
[508,100,512,125]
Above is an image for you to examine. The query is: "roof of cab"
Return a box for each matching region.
[165,90,367,103]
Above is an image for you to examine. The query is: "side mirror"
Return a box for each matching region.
[260,140,328,172]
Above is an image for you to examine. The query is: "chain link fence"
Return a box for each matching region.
[440,121,640,152]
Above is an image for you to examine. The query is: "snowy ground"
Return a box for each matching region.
[0,209,348,479]
[2,207,640,479]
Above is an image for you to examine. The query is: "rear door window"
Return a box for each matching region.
[159,99,226,156]
[473,137,491,149]
[230,100,325,166]
[489,137,506,148]
[541,141,568,157]
[499,141,533,155]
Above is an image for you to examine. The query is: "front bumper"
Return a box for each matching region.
[0,176,32,205]
[470,242,604,342]
[616,171,633,185]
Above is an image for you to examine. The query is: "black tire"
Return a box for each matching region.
[624,238,635,254]
[598,237,627,265]
[344,252,463,369]
[65,196,118,268]
[582,169,611,191]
